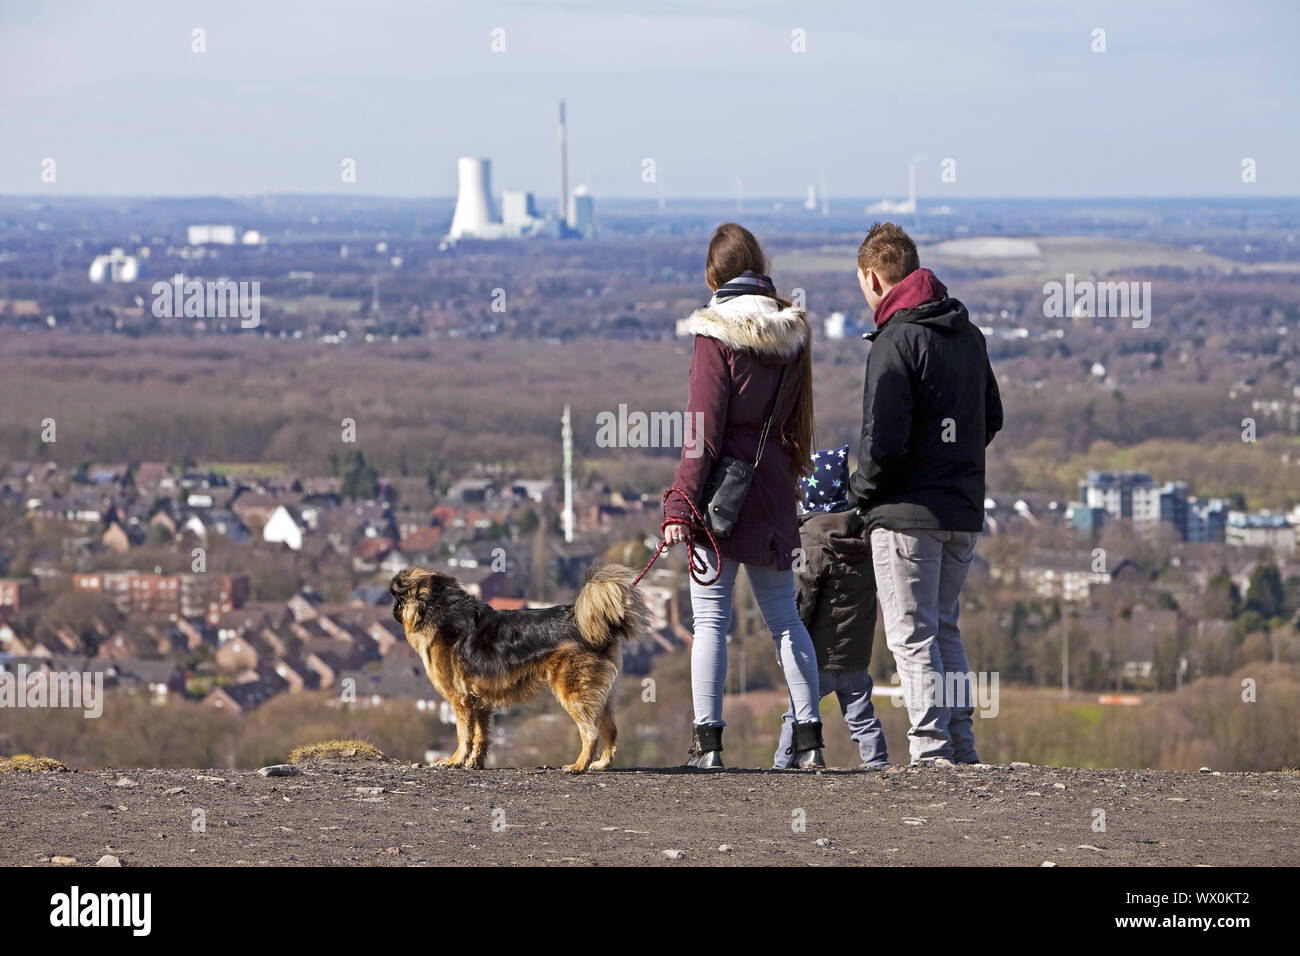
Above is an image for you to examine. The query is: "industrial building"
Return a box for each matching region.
[566,186,595,239]
[87,248,140,283]
[186,224,239,246]
[445,101,594,241]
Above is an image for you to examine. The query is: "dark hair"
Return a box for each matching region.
[706,223,775,298]
[856,221,920,285]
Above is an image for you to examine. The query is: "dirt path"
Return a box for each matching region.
[2,762,1296,866]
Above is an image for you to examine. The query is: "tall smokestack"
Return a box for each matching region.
[558,101,569,224]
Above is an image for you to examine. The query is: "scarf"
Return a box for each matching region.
[711,269,777,304]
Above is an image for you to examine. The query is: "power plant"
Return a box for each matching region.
[448,157,497,240]
[557,101,569,223]
[87,247,140,283]
[445,101,594,242]
[866,158,920,216]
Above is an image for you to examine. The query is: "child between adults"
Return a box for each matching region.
[773,445,889,770]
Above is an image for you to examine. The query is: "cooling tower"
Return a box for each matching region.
[449,157,495,239]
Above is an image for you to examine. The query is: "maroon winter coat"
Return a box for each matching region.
[665,294,810,569]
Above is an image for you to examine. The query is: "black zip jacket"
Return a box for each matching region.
[848,295,1002,532]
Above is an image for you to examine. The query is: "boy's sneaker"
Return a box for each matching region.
[858,761,889,772]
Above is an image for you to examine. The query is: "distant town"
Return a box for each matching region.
[1,449,1296,724]
[0,454,690,720]
[2,193,1299,768]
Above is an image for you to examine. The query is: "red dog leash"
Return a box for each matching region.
[631,486,722,588]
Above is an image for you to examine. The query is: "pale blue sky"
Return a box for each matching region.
[2,0,1296,198]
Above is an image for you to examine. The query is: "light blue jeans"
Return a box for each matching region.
[870,528,980,762]
[688,551,820,727]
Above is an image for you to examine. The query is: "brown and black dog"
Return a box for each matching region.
[390,564,648,772]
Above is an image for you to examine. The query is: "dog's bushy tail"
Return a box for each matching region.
[574,563,650,649]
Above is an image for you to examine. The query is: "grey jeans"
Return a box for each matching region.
[870,528,979,762]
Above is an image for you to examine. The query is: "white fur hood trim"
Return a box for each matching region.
[684,294,809,358]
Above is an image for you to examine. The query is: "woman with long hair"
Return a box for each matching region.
[663,222,824,769]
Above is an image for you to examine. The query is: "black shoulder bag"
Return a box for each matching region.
[697,364,790,539]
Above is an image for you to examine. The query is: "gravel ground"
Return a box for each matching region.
[2,760,1296,866]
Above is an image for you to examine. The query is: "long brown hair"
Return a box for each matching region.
[705,223,816,483]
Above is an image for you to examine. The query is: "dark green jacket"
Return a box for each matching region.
[795,509,877,671]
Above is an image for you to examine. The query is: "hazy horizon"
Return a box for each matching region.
[3,0,1298,200]
[4,193,1299,203]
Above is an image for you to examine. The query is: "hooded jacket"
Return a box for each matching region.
[666,294,809,569]
[796,508,877,671]
[848,268,1003,532]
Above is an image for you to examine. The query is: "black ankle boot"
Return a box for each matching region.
[786,721,826,769]
[685,724,724,770]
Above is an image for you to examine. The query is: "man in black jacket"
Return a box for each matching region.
[847,222,1003,765]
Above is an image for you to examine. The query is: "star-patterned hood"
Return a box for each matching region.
[798,445,851,515]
